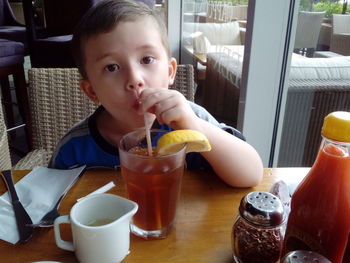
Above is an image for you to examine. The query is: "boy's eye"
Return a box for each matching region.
[105,64,120,72]
[141,56,154,64]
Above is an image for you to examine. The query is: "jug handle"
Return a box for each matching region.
[54,215,74,251]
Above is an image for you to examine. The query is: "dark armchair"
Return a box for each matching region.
[21,0,155,68]
[21,0,97,68]
[0,0,27,50]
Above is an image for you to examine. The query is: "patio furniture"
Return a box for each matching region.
[13,68,97,169]
[14,65,195,169]
[0,86,43,169]
[222,5,247,22]
[294,11,325,57]
[330,14,350,56]
[0,101,12,170]
[182,21,245,90]
[171,64,195,102]
[183,21,244,49]
[21,0,101,68]
[205,51,350,166]
[206,2,247,23]
[21,0,156,68]
[0,0,27,51]
[279,56,350,166]
[313,50,343,58]
[317,21,332,50]
[0,39,32,149]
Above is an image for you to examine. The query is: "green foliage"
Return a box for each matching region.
[313,2,344,17]
[299,0,313,11]
[298,0,350,18]
[208,0,249,5]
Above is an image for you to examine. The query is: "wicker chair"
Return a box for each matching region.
[14,64,195,169]
[330,14,350,56]
[205,53,350,167]
[13,68,97,169]
[0,102,12,170]
[293,11,325,57]
[278,79,350,167]
[171,64,195,102]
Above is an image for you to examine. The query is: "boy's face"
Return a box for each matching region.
[80,16,177,129]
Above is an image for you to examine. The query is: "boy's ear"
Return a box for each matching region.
[168,57,177,86]
[80,79,99,103]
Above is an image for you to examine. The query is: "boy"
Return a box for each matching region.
[49,0,263,187]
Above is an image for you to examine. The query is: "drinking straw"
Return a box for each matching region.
[144,114,153,156]
[77,182,116,202]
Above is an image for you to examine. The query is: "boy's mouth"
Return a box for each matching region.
[132,98,141,111]
[132,97,156,114]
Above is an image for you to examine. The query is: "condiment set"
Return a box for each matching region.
[283,111,350,262]
[231,112,350,263]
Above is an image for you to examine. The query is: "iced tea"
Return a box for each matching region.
[118,130,186,239]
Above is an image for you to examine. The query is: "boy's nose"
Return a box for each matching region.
[128,81,143,90]
[126,68,145,92]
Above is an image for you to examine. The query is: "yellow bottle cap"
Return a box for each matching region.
[321,111,350,142]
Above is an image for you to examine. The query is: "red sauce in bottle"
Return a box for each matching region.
[283,143,350,262]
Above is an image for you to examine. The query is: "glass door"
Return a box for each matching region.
[163,0,350,167]
[275,0,350,167]
[180,0,248,128]
[172,0,298,166]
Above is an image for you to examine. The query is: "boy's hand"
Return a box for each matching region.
[137,88,198,130]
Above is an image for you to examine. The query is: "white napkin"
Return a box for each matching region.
[0,166,86,244]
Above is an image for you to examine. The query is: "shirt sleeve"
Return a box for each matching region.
[188,101,246,141]
[184,101,246,170]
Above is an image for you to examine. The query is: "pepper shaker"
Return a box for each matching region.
[231,191,285,263]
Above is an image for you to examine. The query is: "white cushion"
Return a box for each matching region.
[183,22,241,45]
[192,32,211,54]
[289,56,350,80]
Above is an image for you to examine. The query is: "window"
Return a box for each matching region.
[166,0,350,167]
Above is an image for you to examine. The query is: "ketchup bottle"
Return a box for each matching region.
[282,111,350,263]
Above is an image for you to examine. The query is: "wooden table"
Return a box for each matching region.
[184,45,208,66]
[0,168,309,263]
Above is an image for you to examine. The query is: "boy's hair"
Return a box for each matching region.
[72,0,170,79]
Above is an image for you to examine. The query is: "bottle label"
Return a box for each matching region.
[284,225,323,253]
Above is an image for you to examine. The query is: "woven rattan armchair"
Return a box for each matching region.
[171,64,195,102]
[294,11,325,57]
[330,14,350,56]
[205,53,350,167]
[278,79,350,167]
[14,65,195,169]
[0,102,12,170]
[13,68,97,169]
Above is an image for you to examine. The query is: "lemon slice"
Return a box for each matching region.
[156,129,211,156]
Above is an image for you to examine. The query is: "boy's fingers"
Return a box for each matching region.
[158,106,178,125]
[148,105,157,114]
[138,90,172,113]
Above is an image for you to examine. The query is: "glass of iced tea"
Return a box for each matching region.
[118,129,186,239]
